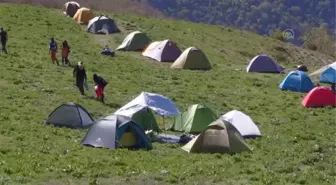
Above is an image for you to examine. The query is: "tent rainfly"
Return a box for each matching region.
[115,92,180,117]
[246,55,281,73]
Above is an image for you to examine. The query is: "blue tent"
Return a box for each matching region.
[279,70,315,92]
[320,66,336,84]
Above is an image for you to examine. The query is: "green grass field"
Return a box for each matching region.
[0,4,335,185]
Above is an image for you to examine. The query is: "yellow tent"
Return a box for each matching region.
[73,7,94,25]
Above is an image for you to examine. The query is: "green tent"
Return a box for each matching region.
[181,119,252,154]
[115,106,160,132]
[116,31,151,51]
[172,104,217,133]
[170,47,212,70]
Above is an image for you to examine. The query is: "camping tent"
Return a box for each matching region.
[87,16,119,34]
[115,106,160,132]
[142,40,181,62]
[246,55,281,73]
[115,92,180,117]
[221,110,261,138]
[181,119,252,154]
[81,114,152,150]
[116,31,151,51]
[301,87,336,108]
[63,1,80,17]
[45,102,94,128]
[279,70,315,92]
[171,104,217,133]
[171,47,212,70]
[73,7,94,25]
[319,65,336,84]
[309,62,336,76]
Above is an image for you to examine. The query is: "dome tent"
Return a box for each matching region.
[116,31,151,51]
[63,1,80,17]
[115,105,160,132]
[81,114,152,150]
[73,7,94,25]
[279,70,315,93]
[246,55,281,73]
[170,47,211,70]
[171,104,217,133]
[181,119,252,154]
[45,102,94,128]
[87,15,120,34]
[142,40,181,62]
[221,110,261,138]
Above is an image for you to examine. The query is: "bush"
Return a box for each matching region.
[270,30,285,42]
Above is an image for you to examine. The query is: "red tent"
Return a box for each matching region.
[301,87,336,107]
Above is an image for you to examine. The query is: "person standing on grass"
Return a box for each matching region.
[0,27,8,55]
[93,73,108,104]
[49,38,59,65]
[73,61,87,95]
[61,40,71,66]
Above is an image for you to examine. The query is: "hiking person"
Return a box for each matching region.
[61,40,71,66]
[73,61,87,95]
[0,27,8,55]
[49,38,59,65]
[93,73,108,103]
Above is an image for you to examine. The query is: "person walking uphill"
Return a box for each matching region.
[49,38,59,65]
[93,73,108,104]
[73,61,87,95]
[61,40,71,66]
[0,27,8,55]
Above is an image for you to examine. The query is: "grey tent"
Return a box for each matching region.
[87,16,120,34]
[81,114,152,150]
[45,102,94,128]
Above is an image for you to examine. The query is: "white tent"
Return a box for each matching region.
[115,92,180,117]
[221,110,261,138]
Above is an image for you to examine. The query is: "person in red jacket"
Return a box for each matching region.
[61,40,71,66]
[93,73,108,103]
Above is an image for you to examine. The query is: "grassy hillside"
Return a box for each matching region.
[0,4,335,185]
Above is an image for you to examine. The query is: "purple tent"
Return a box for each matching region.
[142,40,182,62]
[246,55,281,73]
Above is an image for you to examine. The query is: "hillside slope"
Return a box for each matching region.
[0,4,335,185]
[145,0,336,44]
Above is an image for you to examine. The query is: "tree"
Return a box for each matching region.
[302,26,335,57]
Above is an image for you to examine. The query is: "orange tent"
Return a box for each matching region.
[73,7,94,25]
